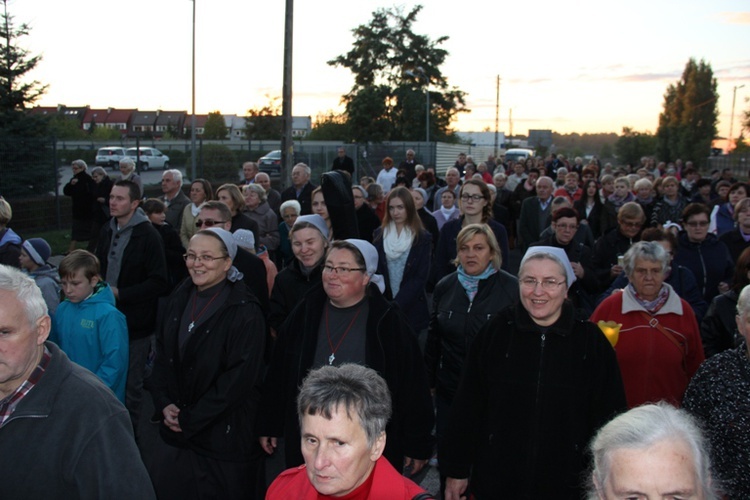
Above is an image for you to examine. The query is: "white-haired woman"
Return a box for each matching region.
[442,246,626,500]
[277,199,300,266]
[589,402,719,500]
[243,183,279,253]
[591,241,705,408]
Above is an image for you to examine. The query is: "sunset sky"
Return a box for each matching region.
[13,0,750,138]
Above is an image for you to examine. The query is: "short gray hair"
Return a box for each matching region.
[280,199,301,216]
[0,264,48,328]
[623,241,669,277]
[243,183,267,202]
[91,166,107,177]
[119,157,135,170]
[71,159,87,171]
[588,402,718,500]
[297,363,392,447]
[294,162,311,176]
[163,169,182,184]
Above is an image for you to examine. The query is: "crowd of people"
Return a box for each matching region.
[0,150,748,499]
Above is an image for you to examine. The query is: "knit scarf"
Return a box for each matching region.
[457,264,497,302]
[628,283,670,315]
[440,204,457,219]
[383,222,413,262]
[608,191,634,209]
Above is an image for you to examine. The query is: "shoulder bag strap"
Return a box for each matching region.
[638,311,687,373]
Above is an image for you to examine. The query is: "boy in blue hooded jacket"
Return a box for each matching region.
[51,250,129,403]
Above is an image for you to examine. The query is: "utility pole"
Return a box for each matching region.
[494,75,500,157]
[190,0,197,180]
[280,0,294,189]
[508,108,513,146]
[729,84,745,153]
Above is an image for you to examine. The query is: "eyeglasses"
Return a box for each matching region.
[520,278,566,290]
[554,223,578,231]
[460,194,484,202]
[195,219,227,228]
[183,253,228,263]
[322,265,366,275]
[619,220,643,229]
[685,220,709,228]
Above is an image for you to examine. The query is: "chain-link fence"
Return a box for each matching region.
[1,138,439,234]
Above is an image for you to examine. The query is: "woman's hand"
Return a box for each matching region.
[163,404,182,433]
[445,477,469,500]
[403,457,427,476]
[571,261,584,278]
[259,436,277,455]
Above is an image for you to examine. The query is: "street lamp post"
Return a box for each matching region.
[729,84,745,153]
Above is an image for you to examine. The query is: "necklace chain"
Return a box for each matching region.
[325,301,363,365]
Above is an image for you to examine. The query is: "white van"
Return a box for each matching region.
[504,148,535,164]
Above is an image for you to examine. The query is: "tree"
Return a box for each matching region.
[656,58,718,167]
[308,111,352,141]
[0,0,53,198]
[328,5,468,143]
[0,0,47,134]
[616,127,657,168]
[91,126,121,141]
[245,96,283,140]
[202,111,228,140]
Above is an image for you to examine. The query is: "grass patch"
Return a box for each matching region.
[21,228,86,256]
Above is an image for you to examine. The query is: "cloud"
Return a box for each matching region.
[719,12,750,24]
[609,72,682,83]
[505,77,553,84]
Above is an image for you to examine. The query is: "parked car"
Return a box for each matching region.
[96,146,127,170]
[125,147,170,171]
[258,150,311,177]
[504,148,535,164]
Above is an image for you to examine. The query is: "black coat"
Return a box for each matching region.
[152,222,187,290]
[425,269,519,400]
[700,290,744,358]
[281,182,317,216]
[96,220,169,339]
[591,228,641,291]
[63,171,95,220]
[719,228,750,264]
[440,302,626,499]
[91,176,113,224]
[355,204,381,242]
[150,278,266,461]
[268,258,323,332]
[374,228,432,331]
[256,283,435,472]
[233,247,269,313]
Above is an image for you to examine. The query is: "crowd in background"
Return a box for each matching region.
[1,147,749,499]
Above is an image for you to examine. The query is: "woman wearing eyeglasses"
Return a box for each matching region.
[592,241,704,409]
[373,186,431,337]
[257,239,434,481]
[673,203,734,304]
[432,179,510,286]
[149,228,267,499]
[441,246,626,500]
[179,178,213,248]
